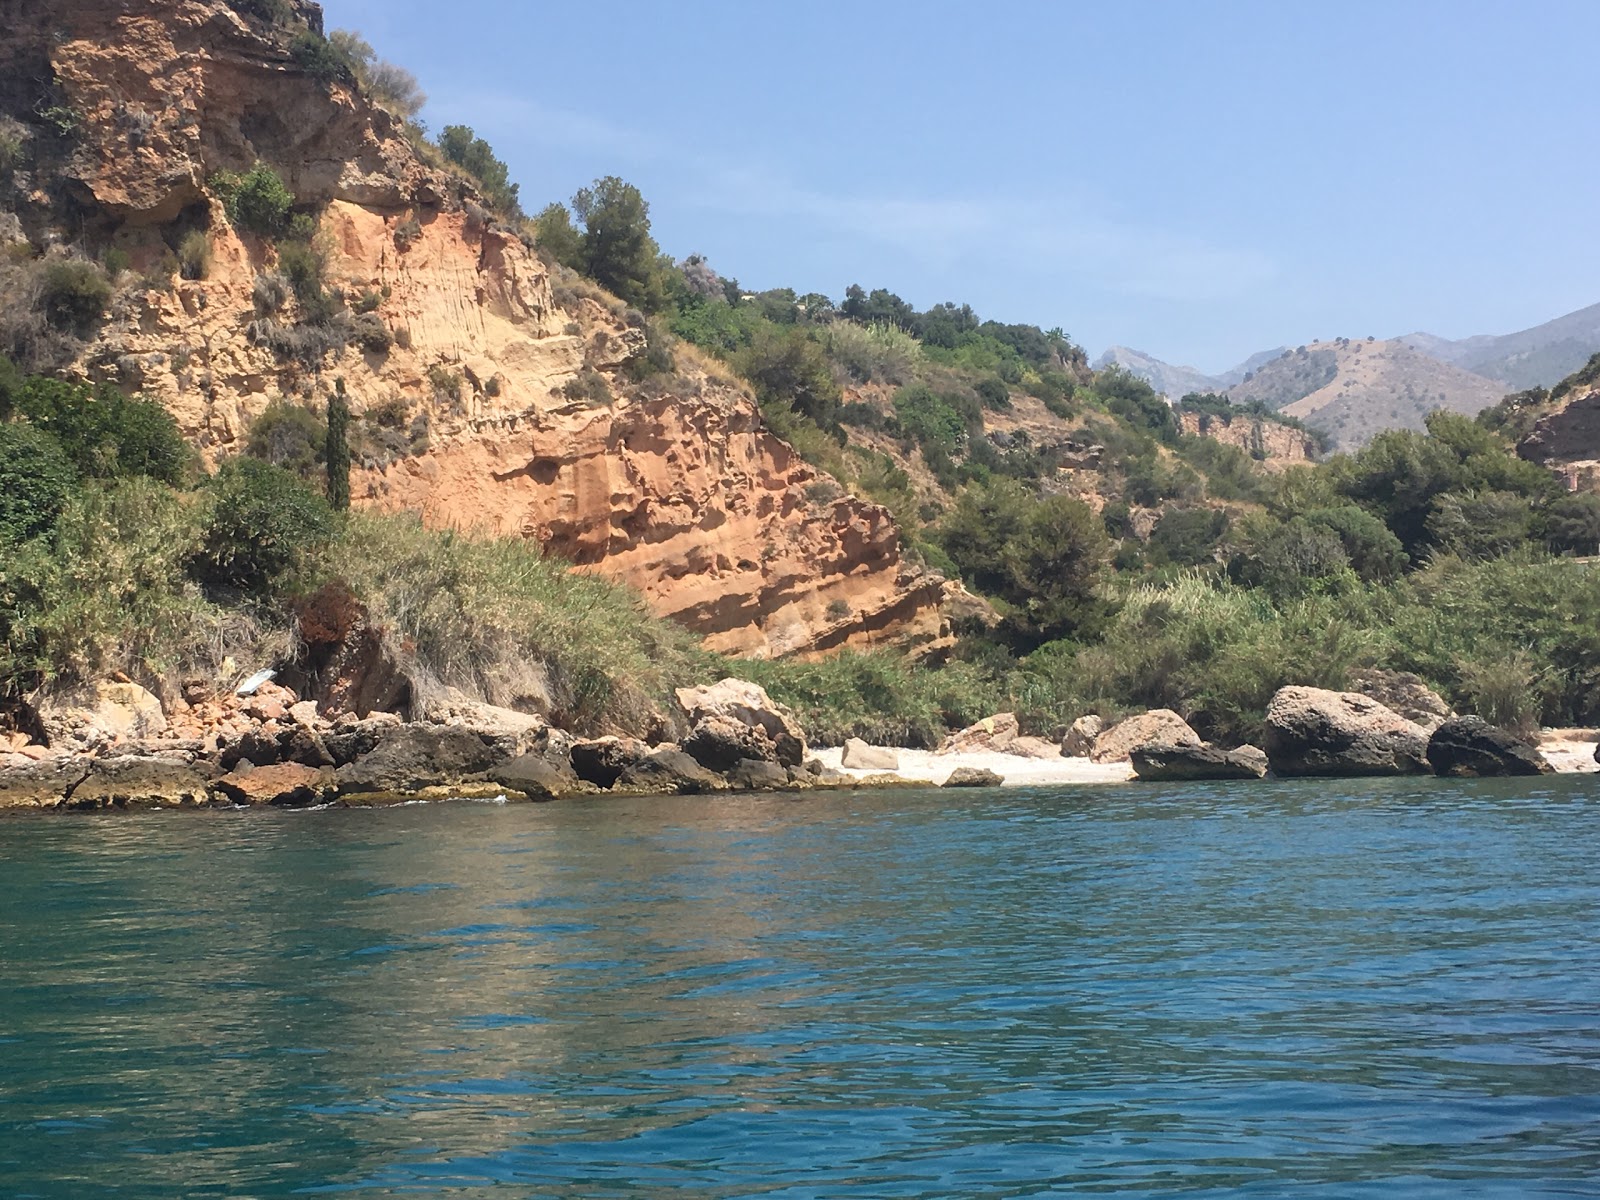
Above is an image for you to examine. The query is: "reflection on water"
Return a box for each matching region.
[3,779,1600,1197]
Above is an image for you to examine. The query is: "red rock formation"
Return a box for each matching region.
[4,0,952,659]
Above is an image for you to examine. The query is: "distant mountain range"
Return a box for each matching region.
[1095,301,1600,450]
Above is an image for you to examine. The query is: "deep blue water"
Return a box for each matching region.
[3,777,1600,1198]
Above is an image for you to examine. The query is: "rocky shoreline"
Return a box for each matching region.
[3,673,1592,815]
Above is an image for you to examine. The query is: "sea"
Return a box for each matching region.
[3,777,1599,1198]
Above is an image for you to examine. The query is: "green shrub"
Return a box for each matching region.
[38,261,111,335]
[292,30,357,83]
[437,125,521,218]
[0,423,77,542]
[558,368,612,406]
[245,398,325,481]
[338,512,704,733]
[351,312,392,354]
[177,230,212,281]
[192,458,334,596]
[0,478,288,698]
[11,376,189,483]
[975,377,1011,410]
[213,163,294,238]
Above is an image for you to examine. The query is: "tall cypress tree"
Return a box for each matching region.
[325,378,351,512]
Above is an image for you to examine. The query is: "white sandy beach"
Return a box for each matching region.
[814,731,1600,787]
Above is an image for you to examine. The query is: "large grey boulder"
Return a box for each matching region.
[1091,710,1202,763]
[1263,687,1430,777]
[335,725,508,796]
[1131,743,1268,782]
[0,756,91,810]
[617,749,729,795]
[841,738,899,770]
[569,737,653,788]
[682,715,777,771]
[1427,717,1553,777]
[936,713,1019,755]
[943,767,1005,788]
[37,682,167,750]
[726,758,790,791]
[675,679,806,766]
[70,756,215,809]
[488,753,583,800]
[1348,668,1454,732]
[1061,715,1104,757]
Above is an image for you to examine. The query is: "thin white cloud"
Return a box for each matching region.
[434,91,1276,303]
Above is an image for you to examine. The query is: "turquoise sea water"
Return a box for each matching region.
[3,778,1600,1198]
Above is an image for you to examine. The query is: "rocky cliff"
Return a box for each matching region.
[1175,411,1316,471]
[0,0,954,658]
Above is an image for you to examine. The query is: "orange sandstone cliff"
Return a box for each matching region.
[0,0,955,658]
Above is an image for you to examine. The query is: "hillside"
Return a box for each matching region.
[1095,344,1285,400]
[0,0,956,661]
[1228,338,1508,450]
[1400,301,1600,391]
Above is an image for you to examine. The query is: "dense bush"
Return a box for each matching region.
[438,125,520,218]
[0,423,77,542]
[191,458,334,596]
[214,163,294,237]
[246,398,325,480]
[10,376,189,483]
[737,327,841,429]
[38,261,111,335]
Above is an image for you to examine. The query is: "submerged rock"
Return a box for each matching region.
[943,767,1005,788]
[1263,687,1430,777]
[1427,717,1553,777]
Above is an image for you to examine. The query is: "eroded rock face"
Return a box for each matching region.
[37,683,168,751]
[1427,717,1552,778]
[1090,711,1201,764]
[11,0,949,663]
[1263,687,1430,777]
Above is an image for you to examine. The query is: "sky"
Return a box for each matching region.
[323,0,1600,373]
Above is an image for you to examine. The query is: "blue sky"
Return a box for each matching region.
[323,0,1600,373]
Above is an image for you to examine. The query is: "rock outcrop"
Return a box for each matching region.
[675,680,806,766]
[1263,687,1430,777]
[4,0,949,660]
[937,713,1020,755]
[1130,743,1269,782]
[1348,668,1453,732]
[1061,715,1104,757]
[1090,710,1202,764]
[841,739,899,771]
[943,767,1005,788]
[1427,717,1553,777]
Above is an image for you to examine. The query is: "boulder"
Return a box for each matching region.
[1427,717,1553,777]
[1061,715,1105,757]
[335,725,507,796]
[1090,710,1202,763]
[841,738,900,771]
[936,713,1019,755]
[617,749,729,795]
[1130,743,1269,782]
[682,715,776,772]
[37,682,167,750]
[219,722,335,770]
[216,763,336,807]
[569,737,653,788]
[487,753,582,800]
[69,756,215,809]
[726,758,790,791]
[1349,668,1454,732]
[1263,687,1431,777]
[322,713,403,766]
[943,767,1005,788]
[0,757,91,810]
[1006,736,1062,760]
[675,679,806,766]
